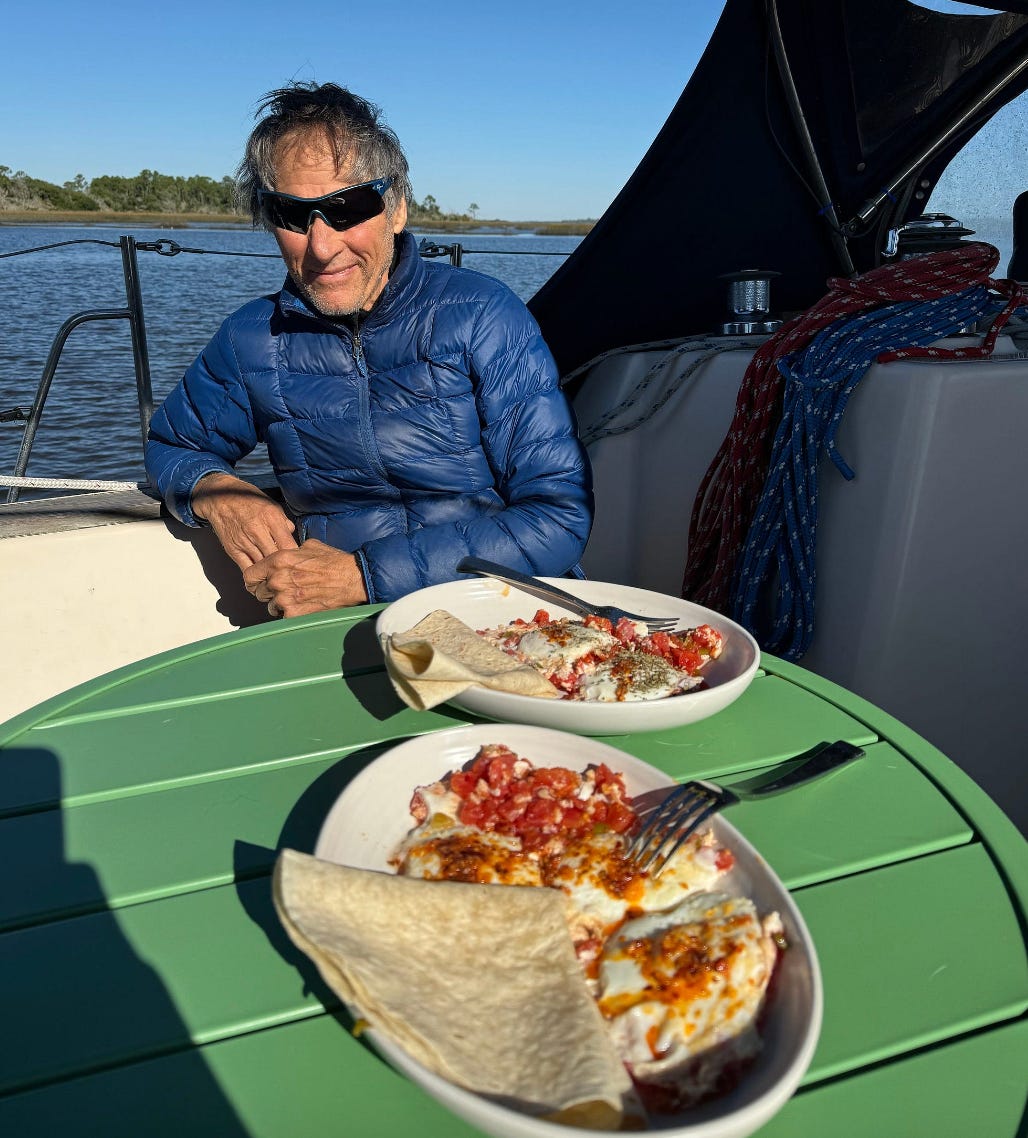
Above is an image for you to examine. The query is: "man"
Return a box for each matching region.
[145,82,593,617]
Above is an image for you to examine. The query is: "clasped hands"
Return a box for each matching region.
[191,473,367,617]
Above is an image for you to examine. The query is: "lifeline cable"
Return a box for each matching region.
[680,243,1027,628]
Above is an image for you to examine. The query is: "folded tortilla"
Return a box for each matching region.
[273,850,630,1129]
[381,609,561,710]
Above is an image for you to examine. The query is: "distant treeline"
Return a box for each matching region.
[0,167,239,214]
[0,167,485,224]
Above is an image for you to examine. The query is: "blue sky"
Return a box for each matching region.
[3,0,726,221]
[5,1,1023,226]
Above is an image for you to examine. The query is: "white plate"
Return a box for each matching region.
[315,724,822,1138]
[376,577,760,735]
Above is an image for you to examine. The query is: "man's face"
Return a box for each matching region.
[269,130,407,318]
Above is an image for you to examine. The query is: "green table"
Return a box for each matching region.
[1,606,1025,1137]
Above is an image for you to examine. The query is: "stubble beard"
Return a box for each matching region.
[291,265,376,320]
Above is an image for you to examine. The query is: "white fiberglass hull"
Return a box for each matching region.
[574,333,1028,834]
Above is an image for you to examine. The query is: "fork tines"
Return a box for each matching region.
[640,617,681,632]
[625,781,732,877]
[600,607,680,632]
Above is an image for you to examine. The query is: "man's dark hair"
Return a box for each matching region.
[236,81,411,226]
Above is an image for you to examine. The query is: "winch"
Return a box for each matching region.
[883,213,976,259]
[718,269,783,335]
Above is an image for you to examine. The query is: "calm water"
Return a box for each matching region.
[0,225,580,488]
[1,215,1016,492]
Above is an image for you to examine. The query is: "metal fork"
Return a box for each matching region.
[624,740,866,877]
[456,556,682,632]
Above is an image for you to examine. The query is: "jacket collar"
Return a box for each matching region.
[276,229,425,328]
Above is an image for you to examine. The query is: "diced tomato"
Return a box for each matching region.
[440,746,639,851]
[592,763,627,800]
[714,847,735,871]
[670,646,704,673]
[560,806,587,830]
[643,630,672,658]
[458,798,494,829]
[486,752,517,790]
[466,753,491,779]
[449,770,478,798]
[524,796,563,828]
[613,617,638,644]
[532,609,551,625]
[496,787,532,820]
[584,614,613,633]
[690,624,723,654]
[605,801,637,833]
[532,766,580,799]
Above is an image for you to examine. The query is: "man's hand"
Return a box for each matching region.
[243,539,369,617]
[191,472,298,570]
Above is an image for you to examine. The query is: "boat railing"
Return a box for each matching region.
[0,233,572,503]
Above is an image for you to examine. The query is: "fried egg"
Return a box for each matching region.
[577,651,703,702]
[596,892,781,1104]
[396,819,544,888]
[541,829,734,961]
[514,620,617,673]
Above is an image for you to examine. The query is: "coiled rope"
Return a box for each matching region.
[681,242,1027,657]
[559,335,756,447]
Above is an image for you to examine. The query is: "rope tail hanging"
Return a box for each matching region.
[681,242,1027,659]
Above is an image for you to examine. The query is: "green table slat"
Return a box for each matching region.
[0,877,317,1095]
[0,1015,485,1138]
[45,613,386,719]
[604,674,877,779]
[1,672,466,814]
[755,1017,1028,1138]
[0,741,970,932]
[765,654,1028,921]
[1,844,1023,1099]
[723,740,972,887]
[3,672,875,815]
[797,843,1028,1080]
[0,966,1024,1138]
[0,746,386,930]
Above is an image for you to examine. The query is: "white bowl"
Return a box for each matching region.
[315,724,822,1138]
[376,577,760,735]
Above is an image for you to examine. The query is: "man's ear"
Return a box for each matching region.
[392,195,408,233]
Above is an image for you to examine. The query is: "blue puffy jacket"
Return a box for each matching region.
[145,230,593,602]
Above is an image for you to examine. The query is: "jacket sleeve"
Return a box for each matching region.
[356,290,594,602]
[144,322,259,527]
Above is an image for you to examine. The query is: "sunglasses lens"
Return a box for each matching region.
[322,185,386,230]
[260,184,387,233]
[259,196,304,233]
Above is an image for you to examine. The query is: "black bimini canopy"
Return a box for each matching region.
[530,0,1028,377]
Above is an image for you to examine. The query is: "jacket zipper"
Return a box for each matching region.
[352,317,390,481]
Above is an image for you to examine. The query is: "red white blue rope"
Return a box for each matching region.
[682,242,1026,659]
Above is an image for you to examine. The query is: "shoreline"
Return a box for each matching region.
[0,210,594,236]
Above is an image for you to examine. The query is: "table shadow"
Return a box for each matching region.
[232,739,415,1046]
[0,746,250,1137]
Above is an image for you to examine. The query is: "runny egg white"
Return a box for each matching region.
[550,829,733,949]
[577,651,703,702]
[596,892,782,1104]
[514,621,616,673]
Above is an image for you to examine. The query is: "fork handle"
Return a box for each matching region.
[456,557,593,619]
[746,740,865,797]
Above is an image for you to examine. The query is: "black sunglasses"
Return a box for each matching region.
[258,176,393,233]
